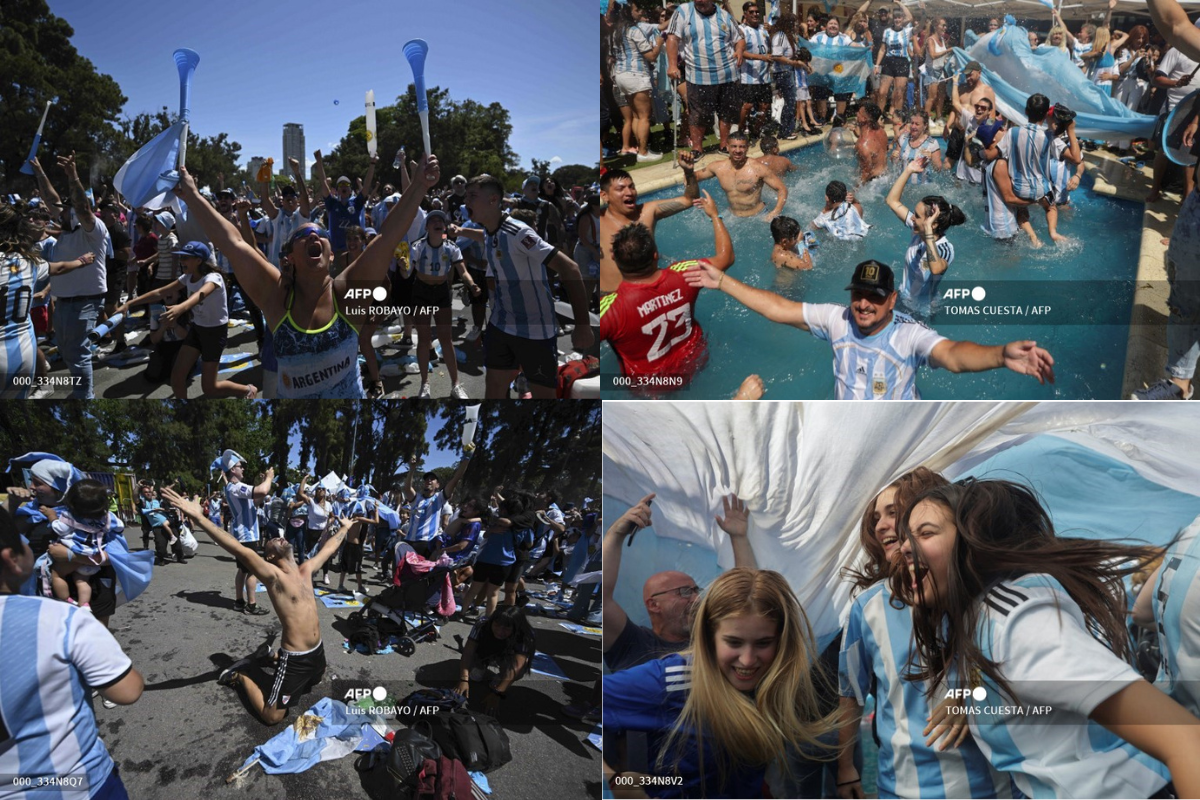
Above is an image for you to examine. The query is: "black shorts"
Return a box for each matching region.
[810,85,832,101]
[88,566,118,618]
[880,56,912,79]
[467,266,489,306]
[740,82,772,107]
[475,560,522,587]
[483,325,557,388]
[410,278,452,313]
[390,269,415,310]
[340,540,363,574]
[686,81,741,127]
[267,641,327,708]
[182,323,228,363]
[105,262,127,306]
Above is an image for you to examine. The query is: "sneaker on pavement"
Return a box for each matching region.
[218,657,252,686]
[28,384,53,400]
[636,150,663,162]
[418,383,431,399]
[1131,379,1194,400]
[465,326,482,342]
[451,383,468,399]
[102,697,117,709]
[243,603,269,616]
[233,599,246,612]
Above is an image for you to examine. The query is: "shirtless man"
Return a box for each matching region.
[854,102,890,184]
[944,61,996,142]
[597,165,699,296]
[690,131,788,218]
[162,487,348,725]
[756,135,798,177]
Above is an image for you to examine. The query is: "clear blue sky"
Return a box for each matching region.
[47,0,598,174]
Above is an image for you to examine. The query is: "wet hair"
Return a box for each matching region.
[795,46,812,64]
[658,568,839,789]
[858,101,883,126]
[0,202,44,262]
[769,215,802,244]
[63,479,110,519]
[896,479,1163,705]
[610,222,658,276]
[842,467,950,595]
[908,109,931,129]
[760,134,779,154]
[825,180,848,204]
[728,131,750,145]
[600,168,633,191]
[1025,93,1050,123]
[919,196,966,237]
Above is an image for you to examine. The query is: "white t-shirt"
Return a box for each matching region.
[181,272,229,327]
[968,575,1171,799]
[306,499,331,531]
[1156,47,1200,114]
[49,222,110,298]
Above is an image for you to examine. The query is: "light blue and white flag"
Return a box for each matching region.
[766,0,779,25]
[807,42,874,97]
[237,698,385,776]
[105,535,154,606]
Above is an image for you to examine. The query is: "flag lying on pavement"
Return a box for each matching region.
[238,698,385,776]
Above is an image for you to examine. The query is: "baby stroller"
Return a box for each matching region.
[347,543,456,656]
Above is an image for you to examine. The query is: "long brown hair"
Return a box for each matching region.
[894,479,1161,704]
[657,568,839,794]
[0,203,44,263]
[843,467,949,596]
[768,11,796,50]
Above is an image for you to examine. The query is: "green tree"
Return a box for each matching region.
[322,85,519,198]
[0,0,128,192]
[552,163,600,190]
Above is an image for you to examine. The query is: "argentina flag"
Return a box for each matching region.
[807,42,874,97]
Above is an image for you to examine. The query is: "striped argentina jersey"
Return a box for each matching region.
[981,160,1019,240]
[666,2,743,86]
[841,582,1010,798]
[0,595,132,800]
[603,653,766,798]
[896,134,941,185]
[614,24,654,76]
[484,215,558,340]
[810,32,853,47]
[802,304,947,399]
[996,125,1054,202]
[901,212,953,312]
[1,254,47,400]
[739,24,771,84]
[1048,135,1076,204]
[882,24,914,58]
[224,480,260,542]
[406,490,446,542]
[968,574,1170,799]
[1152,514,1200,718]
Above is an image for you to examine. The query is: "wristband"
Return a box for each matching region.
[717,272,725,290]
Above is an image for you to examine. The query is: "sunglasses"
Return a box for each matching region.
[974,103,992,111]
[287,226,329,247]
[648,585,701,600]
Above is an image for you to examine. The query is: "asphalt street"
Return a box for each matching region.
[39,296,596,400]
[93,534,602,799]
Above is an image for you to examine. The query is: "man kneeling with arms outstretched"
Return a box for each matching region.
[163,487,349,725]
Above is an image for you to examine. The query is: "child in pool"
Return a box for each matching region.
[811,180,871,241]
[770,216,813,270]
[49,479,125,611]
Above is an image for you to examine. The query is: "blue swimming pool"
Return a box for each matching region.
[601,142,1143,399]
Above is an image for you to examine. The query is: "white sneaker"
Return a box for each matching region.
[28,384,53,400]
[465,326,482,342]
[451,383,468,399]
[418,383,431,399]
[636,150,663,162]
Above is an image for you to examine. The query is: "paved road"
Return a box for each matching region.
[94,535,602,799]
[38,297,596,400]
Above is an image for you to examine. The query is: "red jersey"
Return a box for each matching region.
[599,260,707,390]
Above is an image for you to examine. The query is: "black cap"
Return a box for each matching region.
[845,260,895,297]
[216,188,234,198]
[280,185,297,197]
[964,60,983,73]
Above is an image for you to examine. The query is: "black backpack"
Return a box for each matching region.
[348,616,383,655]
[384,723,442,792]
[397,688,468,717]
[424,708,512,774]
